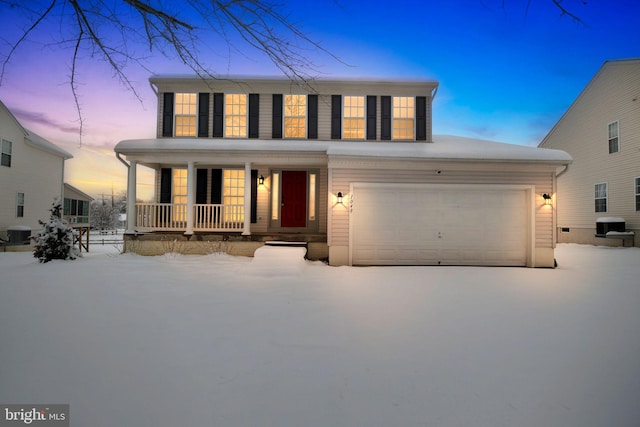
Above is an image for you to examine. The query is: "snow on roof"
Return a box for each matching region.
[24,129,73,159]
[115,134,571,164]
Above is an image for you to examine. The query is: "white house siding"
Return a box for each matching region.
[0,133,67,240]
[540,60,640,246]
[328,159,556,267]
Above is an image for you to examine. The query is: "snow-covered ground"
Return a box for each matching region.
[1,244,639,427]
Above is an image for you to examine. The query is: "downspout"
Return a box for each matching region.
[555,163,569,178]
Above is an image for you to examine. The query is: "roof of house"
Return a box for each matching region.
[1,98,73,159]
[64,183,94,201]
[539,58,640,148]
[115,135,571,164]
[24,129,73,159]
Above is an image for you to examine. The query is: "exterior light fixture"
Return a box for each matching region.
[337,192,344,204]
[258,175,265,185]
[543,193,552,205]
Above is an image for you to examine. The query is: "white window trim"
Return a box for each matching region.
[283,94,307,139]
[595,182,608,213]
[174,93,198,137]
[1,139,12,167]
[342,95,366,140]
[392,96,416,141]
[224,93,248,138]
[608,120,619,154]
[635,176,640,212]
[16,192,24,218]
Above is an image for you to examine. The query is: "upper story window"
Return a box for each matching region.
[608,121,619,154]
[343,96,365,139]
[225,94,247,138]
[595,182,608,213]
[1,139,12,167]
[175,93,197,137]
[393,96,415,140]
[284,95,306,138]
[16,192,24,217]
[635,177,640,212]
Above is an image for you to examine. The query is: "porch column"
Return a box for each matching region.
[243,162,251,235]
[185,161,195,235]
[126,160,137,234]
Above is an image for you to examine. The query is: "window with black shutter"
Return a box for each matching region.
[213,93,224,138]
[162,93,174,137]
[272,94,283,138]
[381,96,391,140]
[331,95,341,139]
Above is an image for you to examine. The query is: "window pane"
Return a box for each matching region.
[392,97,415,140]
[309,173,316,221]
[343,96,365,139]
[284,95,306,138]
[223,169,245,222]
[608,122,619,153]
[225,94,247,137]
[175,93,197,136]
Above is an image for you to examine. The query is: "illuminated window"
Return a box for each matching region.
[223,169,245,222]
[175,93,197,137]
[393,96,415,140]
[284,95,306,138]
[608,121,619,154]
[16,192,24,217]
[309,173,316,221]
[225,94,247,137]
[173,169,188,221]
[343,96,365,139]
[1,139,12,167]
[595,183,607,213]
[271,172,280,220]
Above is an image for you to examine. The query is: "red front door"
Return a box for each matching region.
[281,171,307,227]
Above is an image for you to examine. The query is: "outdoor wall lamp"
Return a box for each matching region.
[258,175,265,186]
[337,192,344,204]
[543,193,552,205]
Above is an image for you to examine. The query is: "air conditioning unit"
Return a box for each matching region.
[596,217,625,236]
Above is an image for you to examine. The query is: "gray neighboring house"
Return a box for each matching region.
[0,99,73,249]
[540,59,640,247]
[115,75,571,267]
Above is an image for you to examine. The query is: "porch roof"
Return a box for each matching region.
[114,135,571,165]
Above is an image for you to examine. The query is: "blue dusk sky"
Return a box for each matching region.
[0,0,639,198]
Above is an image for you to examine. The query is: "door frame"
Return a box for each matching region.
[269,168,320,232]
[348,182,535,267]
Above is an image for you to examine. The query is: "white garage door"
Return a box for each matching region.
[351,184,530,266]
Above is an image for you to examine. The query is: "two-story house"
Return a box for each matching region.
[540,59,640,247]
[0,99,73,249]
[115,75,571,267]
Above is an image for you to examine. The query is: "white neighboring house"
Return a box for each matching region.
[539,59,640,247]
[0,99,73,247]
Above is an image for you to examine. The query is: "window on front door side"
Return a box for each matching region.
[343,96,365,139]
[284,95,306,138]
[392,96,415,140]
[225,94,247,137]
[175,93,197,137]
[595,183,607,213]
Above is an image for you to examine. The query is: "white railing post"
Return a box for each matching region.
[186,162,195,235]
[243,162,251,235]
[126,160,137,233]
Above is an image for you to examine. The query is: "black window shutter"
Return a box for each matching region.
[331,95,342,139]
[416,96,427,141]
[249,94,260,138]
[160,168,172,203]
[307,94,318,139]
[272,94,283,138]
[213,93,224,138]
[198,93,210,137]
[162,93,174,137]
[196,169,208,204]
[251,170,258,223]
[366,95,377,140]
[211,169,222,204]
[381,96,391,140]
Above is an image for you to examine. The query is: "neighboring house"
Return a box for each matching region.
[63,183,94,252]
[540,59,640,247]
[0,99,73,248]
[115,75,571,267]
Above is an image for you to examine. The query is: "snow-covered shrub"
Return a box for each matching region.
[32,198,80,263]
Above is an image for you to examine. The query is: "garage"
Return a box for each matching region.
[350,184,532,266]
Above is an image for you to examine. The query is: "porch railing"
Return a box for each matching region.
[134,203,244,232]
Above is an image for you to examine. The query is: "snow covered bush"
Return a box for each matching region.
[32,198,80,263]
